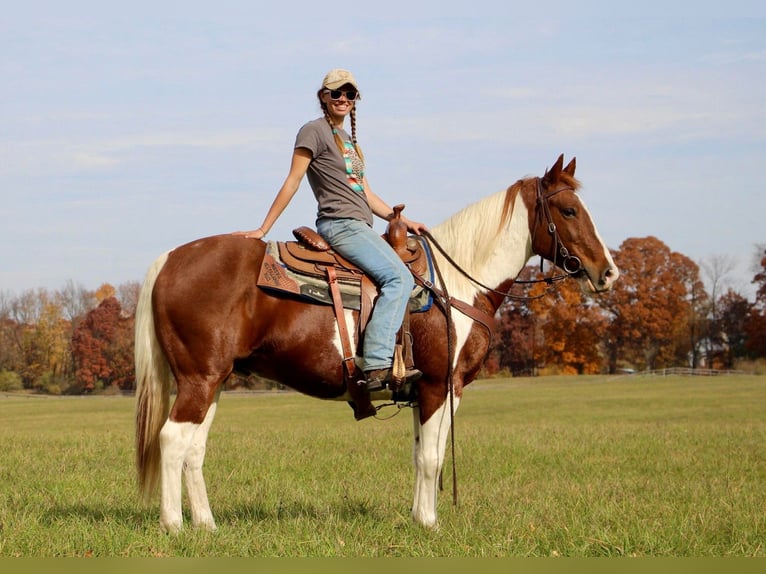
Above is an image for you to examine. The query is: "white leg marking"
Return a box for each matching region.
[411,396,461,529]
[184,393,220,531]
[159,419,198,533]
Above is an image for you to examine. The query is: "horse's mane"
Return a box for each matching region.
[430,173,581,285]
[430,180,525,277]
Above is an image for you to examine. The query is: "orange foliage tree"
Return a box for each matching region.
[595,236,703,371]
[526,272,609,374]
[489,265,609,375]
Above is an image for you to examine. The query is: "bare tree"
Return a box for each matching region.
[701,254,737,303]
[701,254,738,367]
[117,281,141,316]
[56,280,96,324]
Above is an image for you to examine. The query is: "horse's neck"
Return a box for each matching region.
[429,190,533,305]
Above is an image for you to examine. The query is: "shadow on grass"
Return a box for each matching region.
[41,502,156,528]
[215,494,385,524]
[42,494,385,529]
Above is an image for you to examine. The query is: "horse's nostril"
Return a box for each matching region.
[600,267,619,287]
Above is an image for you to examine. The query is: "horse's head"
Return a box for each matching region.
[527,154,619,293]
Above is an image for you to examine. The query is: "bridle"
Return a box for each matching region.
[393,176,588,505]
[421,176,584,303]
[532,176,583,277]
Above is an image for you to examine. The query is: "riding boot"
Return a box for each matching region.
[364,366,422,392]
[345,370,377,421]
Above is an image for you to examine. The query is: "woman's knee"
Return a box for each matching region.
[382,263,412,295]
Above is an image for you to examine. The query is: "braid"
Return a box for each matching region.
[349,108,365,162]
[320,102,346,157]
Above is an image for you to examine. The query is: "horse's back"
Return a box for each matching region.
[158,234,265,295]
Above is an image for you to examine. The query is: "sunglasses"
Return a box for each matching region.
[325,89,358,101]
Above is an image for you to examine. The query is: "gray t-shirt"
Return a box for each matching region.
[295,117,373,226]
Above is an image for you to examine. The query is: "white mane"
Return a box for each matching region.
[427,183,533,303]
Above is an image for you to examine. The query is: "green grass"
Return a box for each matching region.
[0,375,764,557]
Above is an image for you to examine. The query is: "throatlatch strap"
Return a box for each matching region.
[325,266,357,379]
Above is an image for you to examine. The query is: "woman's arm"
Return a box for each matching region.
[233,148,313,239]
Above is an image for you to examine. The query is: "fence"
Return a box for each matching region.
[632,367,751,377]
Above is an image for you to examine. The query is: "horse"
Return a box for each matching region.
[134,154,619,533]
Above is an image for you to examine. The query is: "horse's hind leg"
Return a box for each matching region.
[183,391,220,531]
[158,385,220,533]
[158,417,196,533]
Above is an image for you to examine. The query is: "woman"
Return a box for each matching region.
[235,69,426,391]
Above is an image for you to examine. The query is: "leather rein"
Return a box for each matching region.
[420,177,583,303]
[402,177,584,506]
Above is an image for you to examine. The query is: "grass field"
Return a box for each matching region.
[0,375,764,557]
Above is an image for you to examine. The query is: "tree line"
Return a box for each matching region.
[1,236,765,394]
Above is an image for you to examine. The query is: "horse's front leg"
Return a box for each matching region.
[183,391,220,531]
[411,396,461,529]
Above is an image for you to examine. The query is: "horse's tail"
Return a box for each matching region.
[134,251,173,505]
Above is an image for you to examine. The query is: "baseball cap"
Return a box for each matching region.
[321,69,360,92]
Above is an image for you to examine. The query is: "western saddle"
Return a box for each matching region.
[258,205,429,420]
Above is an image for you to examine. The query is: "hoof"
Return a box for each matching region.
[194,519,217,532]
[160,520,183,535]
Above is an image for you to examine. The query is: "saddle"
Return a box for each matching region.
[278,220,428,282]
[257,205,429,420]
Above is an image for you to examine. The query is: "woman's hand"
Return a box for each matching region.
[401,216,428,236]
[232,228,265,240]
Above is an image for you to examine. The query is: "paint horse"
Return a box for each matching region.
[134,154,619,532]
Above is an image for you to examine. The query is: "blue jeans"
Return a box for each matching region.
[317,217,413,372]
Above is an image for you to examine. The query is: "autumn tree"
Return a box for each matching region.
[494,300,538,375]
[95,283,116,303]
[596,237,702,371]
[526,272,608,375]
[490,264,610,375]
[71,296,135,391]
[1,288,73,389]
[487,266,543,376]
[715,289,751,367]
[745,248,766,357]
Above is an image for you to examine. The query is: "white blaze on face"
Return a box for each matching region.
[577,198,620,290]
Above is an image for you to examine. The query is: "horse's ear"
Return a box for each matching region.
[564,156,576,176]
[543,154,565,187]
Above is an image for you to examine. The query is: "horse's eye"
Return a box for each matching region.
[561,207,577,218]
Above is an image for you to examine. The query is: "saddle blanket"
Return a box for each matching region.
[257,239,434,313]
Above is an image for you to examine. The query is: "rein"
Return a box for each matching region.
[420,178,582,303]
[422,235,460,506]
[401,177,584,506]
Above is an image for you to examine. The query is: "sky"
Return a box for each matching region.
[2,1,765,299]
